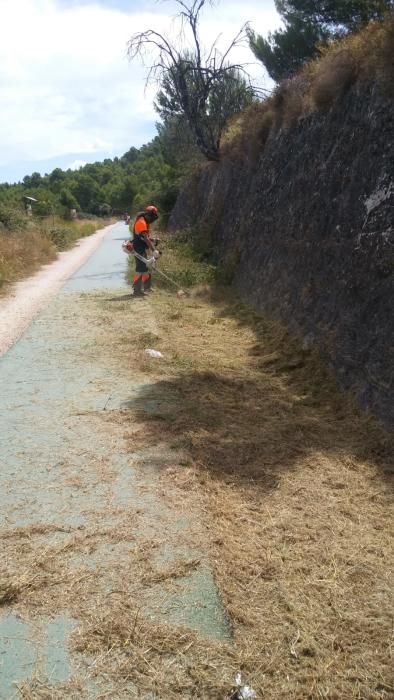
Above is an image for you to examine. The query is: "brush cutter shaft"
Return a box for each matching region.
[132,250,156,268]
[152,266,185,291]
[132,251,184,291]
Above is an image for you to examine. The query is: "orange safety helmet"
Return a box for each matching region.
[145,205,158,215]
[144,205,159,224]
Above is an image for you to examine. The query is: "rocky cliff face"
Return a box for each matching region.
[169,84,394,427]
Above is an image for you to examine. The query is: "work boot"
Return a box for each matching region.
[133,278,144,297]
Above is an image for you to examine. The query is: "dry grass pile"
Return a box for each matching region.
[0,580,20,605]
[0,515,242,697]
[0,523,83,605]
[104,256,394,697]
[221,14,394,161]
[16,678,88,699]
[141,557,201,585]
[73,600,237,699]
[1,269,393,698]
[0,441,237,695]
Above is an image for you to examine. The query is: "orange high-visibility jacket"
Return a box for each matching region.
[133,217,149,236]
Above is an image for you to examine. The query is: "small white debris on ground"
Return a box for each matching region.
[145,349,164,358]
[230,673,257,699]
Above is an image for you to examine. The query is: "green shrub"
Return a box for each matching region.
[173,225,215,260]
[47,226,76,251]
[152,234,217,289]
[0,227,56,291]
[176,263,216,288]
[79,223,96,237]
[127,232,216,290]
[44,219,97,250]
[214,249,241,285]
[0,205,27,231]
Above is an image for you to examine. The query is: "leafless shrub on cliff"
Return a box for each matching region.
[258,108,276,142]
[303,16,394,109]
[280,81,305,126]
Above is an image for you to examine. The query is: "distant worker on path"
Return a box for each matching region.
[130,205,159,296]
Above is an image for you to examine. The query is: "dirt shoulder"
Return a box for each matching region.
[0,223,114,357]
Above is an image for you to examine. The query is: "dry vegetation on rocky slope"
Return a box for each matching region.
[222,15,394,162]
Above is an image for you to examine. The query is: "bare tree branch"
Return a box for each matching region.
[127,0,256,161]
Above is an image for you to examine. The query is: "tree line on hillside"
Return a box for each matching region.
[0,120,202,226]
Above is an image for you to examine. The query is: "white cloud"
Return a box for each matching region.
[0,0,280,180]
[68,159,88,170]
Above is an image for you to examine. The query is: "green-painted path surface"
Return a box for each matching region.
[0,223,229,698]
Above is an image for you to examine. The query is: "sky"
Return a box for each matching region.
[0,0,281,183]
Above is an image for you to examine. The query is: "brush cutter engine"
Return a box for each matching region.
[122,239,134,254]
[122,240,162,270]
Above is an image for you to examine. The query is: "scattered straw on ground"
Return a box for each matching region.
[84,238,393,699]
[1,239,393,698]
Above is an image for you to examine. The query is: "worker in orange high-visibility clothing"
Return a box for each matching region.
[130,205,159,296]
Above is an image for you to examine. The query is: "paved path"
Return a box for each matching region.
[0,223,116,358]
[0,223,228,698]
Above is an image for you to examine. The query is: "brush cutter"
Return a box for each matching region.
[122,241,188,295]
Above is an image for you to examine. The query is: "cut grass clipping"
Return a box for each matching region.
[118,237,394,699]
[1,236,393,699]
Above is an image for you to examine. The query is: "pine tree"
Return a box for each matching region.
[250,0,393,81]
